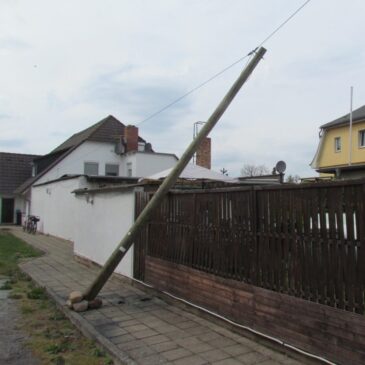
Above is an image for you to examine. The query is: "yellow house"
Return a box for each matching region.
[311,105,365,179]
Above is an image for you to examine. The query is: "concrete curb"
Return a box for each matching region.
[19,264,137,365]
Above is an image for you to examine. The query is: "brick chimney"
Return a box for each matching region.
[124,125,138,152]
[196,137,211,169]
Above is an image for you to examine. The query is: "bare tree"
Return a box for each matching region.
[241,164,269,177]
[286,174,301,183]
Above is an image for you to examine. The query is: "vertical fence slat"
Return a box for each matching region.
[345,186,355,311]
[358,185,365,313]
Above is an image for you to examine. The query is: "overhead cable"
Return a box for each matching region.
[135,0,312,126]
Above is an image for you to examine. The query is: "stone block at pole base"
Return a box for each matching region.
[72,300,88,312]
[68,290,83,304]
[88,297,103,310]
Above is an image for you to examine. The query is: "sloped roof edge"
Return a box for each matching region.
[321,105,365,129]
[143,163,230,182]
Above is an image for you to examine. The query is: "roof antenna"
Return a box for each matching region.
[192,121,206,164]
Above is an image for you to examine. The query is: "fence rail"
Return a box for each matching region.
[135,180,365,314]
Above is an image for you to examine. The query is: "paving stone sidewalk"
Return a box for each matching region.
[10,228,308,365]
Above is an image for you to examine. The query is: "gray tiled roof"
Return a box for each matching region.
[0,152,40,196]
[321,105,365,129]
[51,115,145,153]
[50,118,105,153]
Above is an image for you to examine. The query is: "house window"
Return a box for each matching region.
[105,164,119,176]
[334,137,341,153]
[84,162,99,176]
[359,130,365,148]
[138,142,145,152]
[127,162,132,177]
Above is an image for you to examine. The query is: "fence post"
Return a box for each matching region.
[190,193,197,267]
[359,184,365,313]
[251,186,258,286]
[133,192,139,280]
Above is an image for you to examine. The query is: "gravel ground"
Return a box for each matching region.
[0,278,40,365]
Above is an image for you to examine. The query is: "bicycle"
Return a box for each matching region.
[23,215,40,234]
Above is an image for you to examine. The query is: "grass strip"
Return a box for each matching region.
[0,230,114,365]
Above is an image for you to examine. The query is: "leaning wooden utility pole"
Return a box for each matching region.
[82,46,267,301]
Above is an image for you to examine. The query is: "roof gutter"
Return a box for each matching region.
[16,145,79,194]
[72,183,145,195]
[310,128,326,169]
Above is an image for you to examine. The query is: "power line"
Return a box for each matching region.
[136,53,251,126]
[257,0,312,47]
[136,0,312,126]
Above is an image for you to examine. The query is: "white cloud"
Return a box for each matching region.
[1,0,365,177]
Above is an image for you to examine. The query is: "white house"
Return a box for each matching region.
[16,115,178,242]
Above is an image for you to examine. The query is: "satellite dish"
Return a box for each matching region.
[275,160,286,174]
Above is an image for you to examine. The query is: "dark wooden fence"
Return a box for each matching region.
[135,179,365,315]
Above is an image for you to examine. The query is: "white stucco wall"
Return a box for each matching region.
[123,153,137,176]
[37,141,123,184]
[30,177,137,278]
[36,141,177,183]
[30,177,86,240]
[14,196,26,223]
[134,153,177,176]
[73,188,138,278]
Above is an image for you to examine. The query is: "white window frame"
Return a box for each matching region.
[334,137,341,153]
[127,162,133,177]
[359,130,365,148]
[84,161,99,176]
[138,142,145,152]
[105,163,119,176]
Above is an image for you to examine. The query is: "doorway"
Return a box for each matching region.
[1,198,14,223]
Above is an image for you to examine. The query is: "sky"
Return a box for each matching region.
[1,0,365,178]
